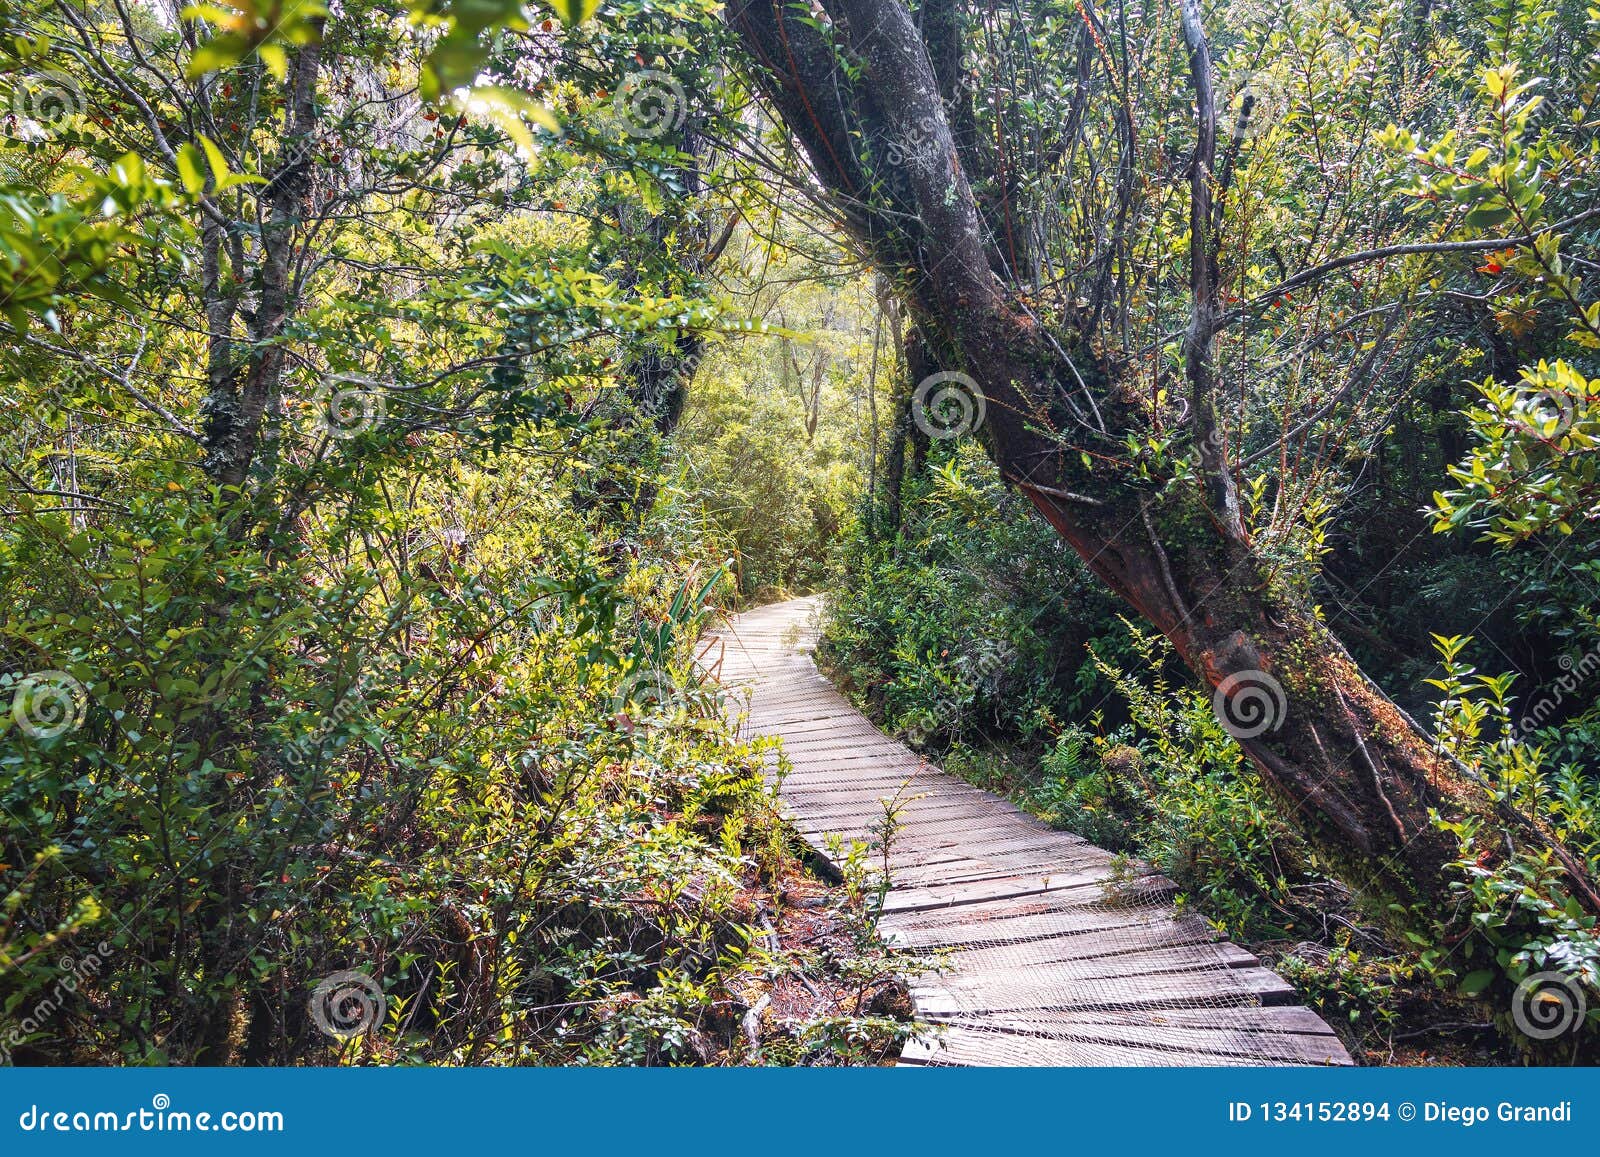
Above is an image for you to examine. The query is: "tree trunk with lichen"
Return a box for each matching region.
[878,320,934,539]
[725,0,1600,948]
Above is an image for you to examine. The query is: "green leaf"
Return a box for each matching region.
[466,86,562,152]
[543,0,600,26]
[1463,203,1514,229]
[1460,969,1496,995]
[258,41,287,80]
[186,35,250,79]
[196,134,231,184]
[176,144,206,194]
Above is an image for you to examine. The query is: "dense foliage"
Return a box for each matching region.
[811,0,1600,1058]
[4,0,1600,1066]
[0,0,910,1065]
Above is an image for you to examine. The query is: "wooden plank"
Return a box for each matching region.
[869,808,1054,837]
[710,597,1352,1067]
[879,831,1102,872]
[910,963,1299,1011]
[936,938,1263,981]
[1000,1004,1342,1035]
[882,904,1217,952]
[951,1006,1351,1063]
[750,716,888,738]
[775,761,943,784]
[879,865,1135,915]
[792,806,1047,839]
[782,790,994,816]
[923,921,1238,971]
[941,1009,1352,1063]
[899,1026,1286,1068]
[769,732,910,751]
[883,849,1114,891]
[793,819,1063,858]
[779,771,984,793]
[790,796,1023,828]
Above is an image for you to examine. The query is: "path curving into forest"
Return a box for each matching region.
[711,597,1354,1067]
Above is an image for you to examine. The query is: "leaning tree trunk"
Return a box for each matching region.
[725,0,1600,929]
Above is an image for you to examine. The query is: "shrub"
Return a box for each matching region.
[1424,635,1600,1051]
[1026,626,1326,942]
[0,448,855,1065]
[822,445,1126,749]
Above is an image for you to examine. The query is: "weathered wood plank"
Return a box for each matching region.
[909,965,1299,1014]
[901,1022,1349,1067]
[881,903,1217,951]
[711,597,1353,1067]
[899,1026,1288,1067]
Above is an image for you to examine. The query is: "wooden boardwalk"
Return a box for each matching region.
[711,596,1353,1066]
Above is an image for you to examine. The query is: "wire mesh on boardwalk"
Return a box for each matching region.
[712,597,1353,1067]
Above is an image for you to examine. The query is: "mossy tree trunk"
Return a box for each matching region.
[725,0,1600,926]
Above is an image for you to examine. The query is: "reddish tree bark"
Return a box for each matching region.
[726,0,1600,930]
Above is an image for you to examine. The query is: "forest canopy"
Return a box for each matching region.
[2,0,1599,1064]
